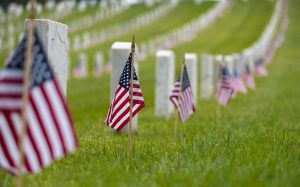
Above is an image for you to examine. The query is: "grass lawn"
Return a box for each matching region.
[0,0,300,186]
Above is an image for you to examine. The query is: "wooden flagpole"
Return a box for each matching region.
[16,0,36,186]
[127,36,135,159]
[174,58,185,139]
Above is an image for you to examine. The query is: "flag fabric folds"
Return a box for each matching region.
[73,62,85,78]
[216,65,234,106]
[233,69,247,96]
[105,52,145,132]
[170,65,195,122]
[0,30,77,175]
[255,59,268,77]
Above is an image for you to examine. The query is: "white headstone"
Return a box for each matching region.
[201,54,214,100]
[83,32,90,48]
[215,55,223,85]
[8,34,15,51]
[73,35,80,50]
[110,42,139,132]
[78,1,87,12]
[185,53,198,103]
[94,52,104,77]
[155,50,175,119]
[224,55,234,75]
[45,0,56,10]
[0,36,2,50]
[74,53,87,78]
[26,19,69,96]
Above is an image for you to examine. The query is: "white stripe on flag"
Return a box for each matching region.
[0,84,23,94]
[113,111,130,130]
[27,105,52,166]
[31,89,64,159]
[0,99,22,109]
[0,70,24,79]
[111,103,130,124]
[45,81,76,151]
[11,113,41,173]
[0,113,19,167]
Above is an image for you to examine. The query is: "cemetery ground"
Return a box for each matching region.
[0,0,300,186]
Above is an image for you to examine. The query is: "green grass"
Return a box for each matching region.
[1,0,300,186]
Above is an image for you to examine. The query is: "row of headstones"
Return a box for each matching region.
[212,0,285,80]
[155,48,270,119]
[72,52,106,79]
[69,2,129,33]
[3,0,285,131]
[155,0,287,119]
[71,2,177,51]
[0,2,46,23]
[0,1,74,40]
[15,15,267,131]
[242,0,284,64]
[138,0,230,60]
[155,50,216,118]
[0,32,26,52]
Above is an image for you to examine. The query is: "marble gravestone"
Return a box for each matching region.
[110,42,139,132]
[201,54,214,100]
[185,53,198,103]
[26,19,69,96]
[155,50,175,119]
[94,52,104,77]
[215,55,223,87]
[74,53,87,78]
[224,55,234,76]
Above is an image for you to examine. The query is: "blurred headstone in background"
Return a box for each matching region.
[201,54,214,100]
[74,53,87,79]
[185,53,198,103]
[94,52,104,77]
[155,50,175,119]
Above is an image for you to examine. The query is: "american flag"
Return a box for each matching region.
[105,52,144,132]
[0,31,77,175]
[255,59,268,77]
[216,65,234,106]
[233,69,247,96]
[73,61,85,78]
[170,65,195,122]
[243,64,256,90]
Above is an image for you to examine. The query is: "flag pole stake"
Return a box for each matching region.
[16,0,36,186]
[127,36,135,160]
[173,58,185,139]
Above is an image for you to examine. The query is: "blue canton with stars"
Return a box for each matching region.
[5,30,54,89]
[119,52,138,90]
[222,65,230,77]
[176,65,191,91]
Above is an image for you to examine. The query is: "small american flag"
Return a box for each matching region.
[73,62,85,78]
[170,65,195,122]
[105,53,145,132]
[0,31,77,175]
[233,69,247,96]
[243,64,256,90]
[255,59,268,77]
[216,65,234,106]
